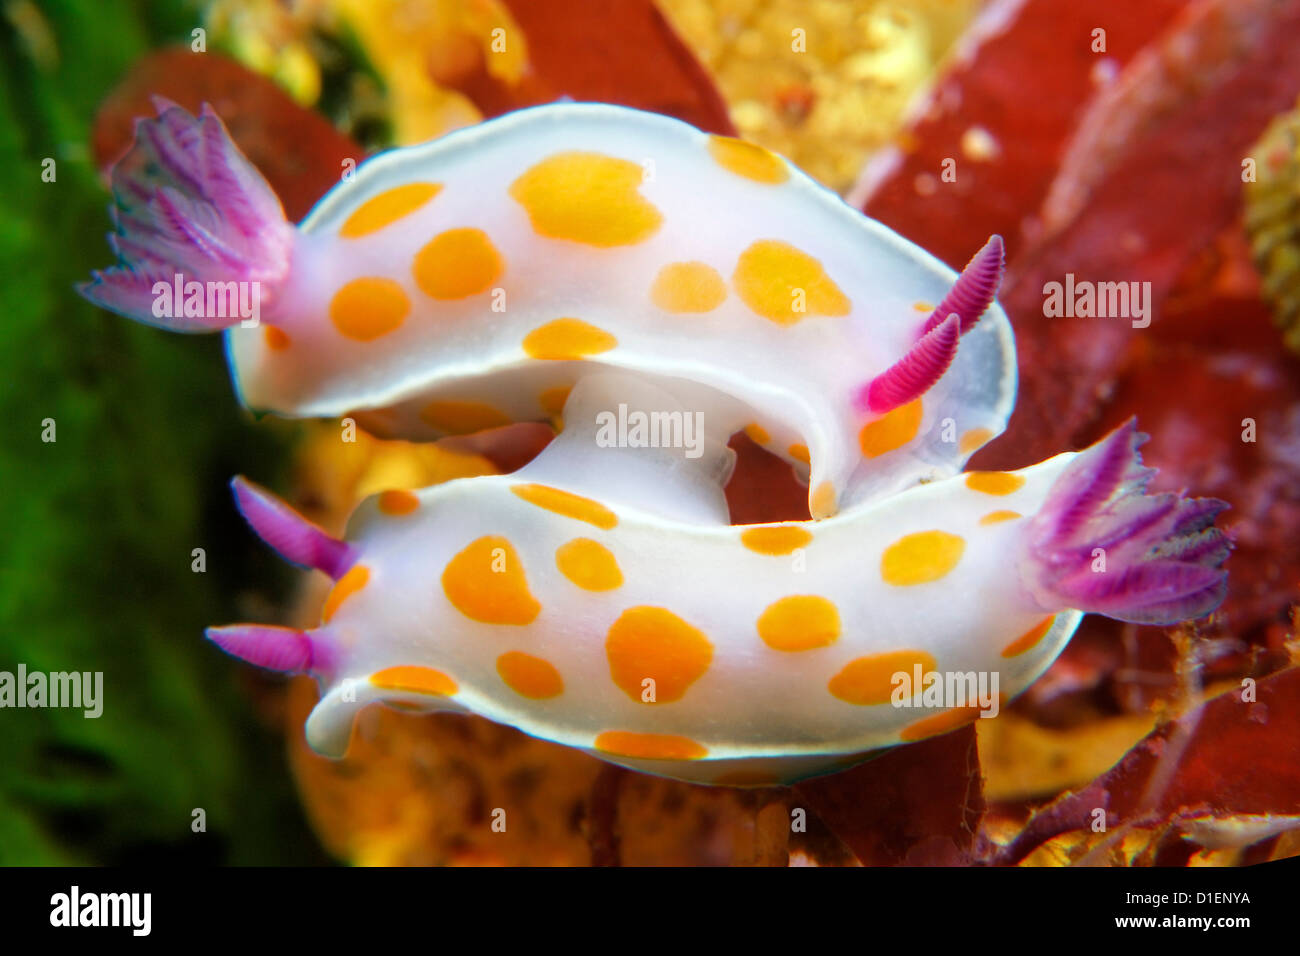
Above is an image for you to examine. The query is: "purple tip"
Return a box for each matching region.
[77,101,291,332]
[231,476,357,579]
[1047,420,1152,543]
[921,235,1005,336]
[149,94,183,116]
[1022,420,1231,625]
[205,624,313,674]
[857,313,961,414]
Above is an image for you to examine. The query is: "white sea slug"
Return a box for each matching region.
[79,100,1014,517]
[206,377,1228,787]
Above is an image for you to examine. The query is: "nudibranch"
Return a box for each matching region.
[207,376,1228,786]
[78,99,1015,516]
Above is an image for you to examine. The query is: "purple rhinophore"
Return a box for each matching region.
[921,234,1005,336]
[231,476,357,580]
[205,624,315,674]
[857,313,960,414]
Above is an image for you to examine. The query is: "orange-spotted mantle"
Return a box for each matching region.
[301,432,1085,788]
[222,103,1016,517]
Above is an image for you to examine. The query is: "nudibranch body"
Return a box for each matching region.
[210,379,1228,786]
[80,101,1015,516]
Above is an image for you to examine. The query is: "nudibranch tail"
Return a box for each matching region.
[77,100,292,332]
[921,234,1005,336]
[205,624,323,674]
[231,476,357,578]
[1023,420,1231,625]
[857,312,960,413]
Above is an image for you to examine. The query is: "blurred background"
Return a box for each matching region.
[1,0,1297,866]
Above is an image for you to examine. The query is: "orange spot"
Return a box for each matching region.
[651,261,727,313]
[980,510,1022,525]
[370,664,458,697]
[733,239,850,325]
[329,277,409,341]
[913,301,934,312]
[707,135,790,184]
[538,385,573,416]
[959,427,994,454]
[594,730,707,760]
[606,606,712,704]
[412,227,503,299]
[810,481,837,518]
[788,444,810,465]
[828,650,936,706]
[522,318,618,360]
[1002,616,1056,658]
[339,182,442,238]
[322,565,369,622]
[881,530,965,586]
[496,651,564,699]
[509,151,662,246]
[555,537,623,591]
[512,483,617,530]
[378,489,420,515]
[744,422,771,445]
[441,535,540,625]
[965,471,1026,495]
[859,399,923,458]
[757,596,840,651]
[740,525,812,556]
[419,399,512,435]
[900,705,987,742]
[263,326,291,350]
